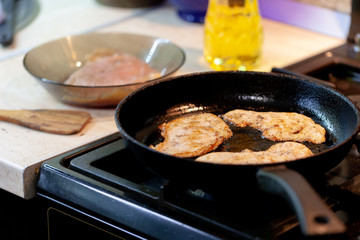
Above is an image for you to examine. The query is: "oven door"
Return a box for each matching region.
[37,192,148,240]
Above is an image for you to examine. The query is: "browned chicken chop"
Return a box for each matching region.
[196,142,314,164]
[223,109,326,144]
[151,113,233,158]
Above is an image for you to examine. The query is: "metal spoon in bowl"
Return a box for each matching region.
[0,109,91,134]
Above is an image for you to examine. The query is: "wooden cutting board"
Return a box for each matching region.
[0,109,91,134]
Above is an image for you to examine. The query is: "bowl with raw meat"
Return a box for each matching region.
[23,32,185,107]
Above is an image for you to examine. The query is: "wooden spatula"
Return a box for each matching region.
[0,109,91,135]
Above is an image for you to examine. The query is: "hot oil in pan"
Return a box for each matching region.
[218,126,275,152]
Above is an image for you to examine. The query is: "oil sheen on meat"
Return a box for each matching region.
[223,109,326,144]
[151,113,233,158]
[196,142,313,164]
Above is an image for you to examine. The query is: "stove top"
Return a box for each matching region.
[37,132,360,240]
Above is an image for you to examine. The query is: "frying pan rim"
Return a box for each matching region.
[115,71,360,167]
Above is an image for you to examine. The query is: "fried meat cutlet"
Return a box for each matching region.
[196,142,313,164]
[223,109,326,144]
[151,113,233,158]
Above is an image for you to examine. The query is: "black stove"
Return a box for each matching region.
[36,131,360,240]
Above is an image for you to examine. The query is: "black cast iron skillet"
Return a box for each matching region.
[115,71,360,236]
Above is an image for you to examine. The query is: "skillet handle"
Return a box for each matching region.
[256,166,346,236]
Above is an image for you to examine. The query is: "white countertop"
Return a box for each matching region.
[0,0,344,199]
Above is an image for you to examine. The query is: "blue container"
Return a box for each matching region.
[168,0,208,23]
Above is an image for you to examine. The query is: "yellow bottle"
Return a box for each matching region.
[204,0,263,71]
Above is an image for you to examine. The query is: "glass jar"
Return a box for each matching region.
[204,0,263,71]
